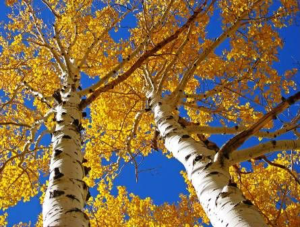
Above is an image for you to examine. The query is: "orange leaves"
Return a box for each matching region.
[280,0,300,14]
[284,68,298,79]
[227,37,256,61]
[5,0,18,6]
[282,69,297,94]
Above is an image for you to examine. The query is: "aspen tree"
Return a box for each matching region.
[0,0,299,226]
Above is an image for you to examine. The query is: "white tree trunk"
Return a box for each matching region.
[148,92,267,227]
[43,84,90,226]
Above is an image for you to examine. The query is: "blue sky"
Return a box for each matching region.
[0,1,300,226]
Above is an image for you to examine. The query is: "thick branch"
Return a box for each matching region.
[178,117,219,152]
[23,81,52,108]
[228,139,300,165]
[79,3,208,109]
[186,123,299,138]
[78,40,148,96]
[53,24,72,73]
[41,0,61,19]
[78,0,185,97]
[217,91,300,163]
[0,121,31,128]
[142,66,155,92]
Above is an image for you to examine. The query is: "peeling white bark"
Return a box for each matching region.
[148,92,267,227]
[43,85,90,227]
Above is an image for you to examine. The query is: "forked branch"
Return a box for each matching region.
[22,81,52,108]
[217,91,300,164]
[78,0,175,96]
[80,2,210,109]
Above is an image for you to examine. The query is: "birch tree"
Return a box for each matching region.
[0,0,300,226]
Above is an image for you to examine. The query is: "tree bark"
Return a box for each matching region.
[148,92,267,227]
[43,83,90,226]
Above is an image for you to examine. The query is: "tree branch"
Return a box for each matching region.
[79,2,209,109]
[157,26,192,94]
[126,110,144,182]
[24,1,66,73]
[0,121,31,128]
[184,60,259,100]
[0,81,24,111]
[217,91,300,164]
[78,0,178,97]
[41,0,61,19]
[186,123,299,138]
[228,139,300,165]
[52,24,72,73]
[141,66,155,92]
[261,156,300,185]
[177,116,219,152]
[22,81,52,108]
[78,39,148,96]
[170,0,263,106]
[78,7,134,69]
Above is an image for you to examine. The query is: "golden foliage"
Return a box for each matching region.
[0,0,299,226]
[230,152,300,226]
[87,180,209,226]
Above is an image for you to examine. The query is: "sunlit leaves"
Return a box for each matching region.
[0,0,299,225]
[0,213,8,227]
[87,180,210,226]
[230,152,300,225]
[0,161,39,210]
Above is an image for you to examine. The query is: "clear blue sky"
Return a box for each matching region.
[0,1,299,226]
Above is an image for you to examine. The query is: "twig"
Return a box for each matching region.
[262,156,300,185]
